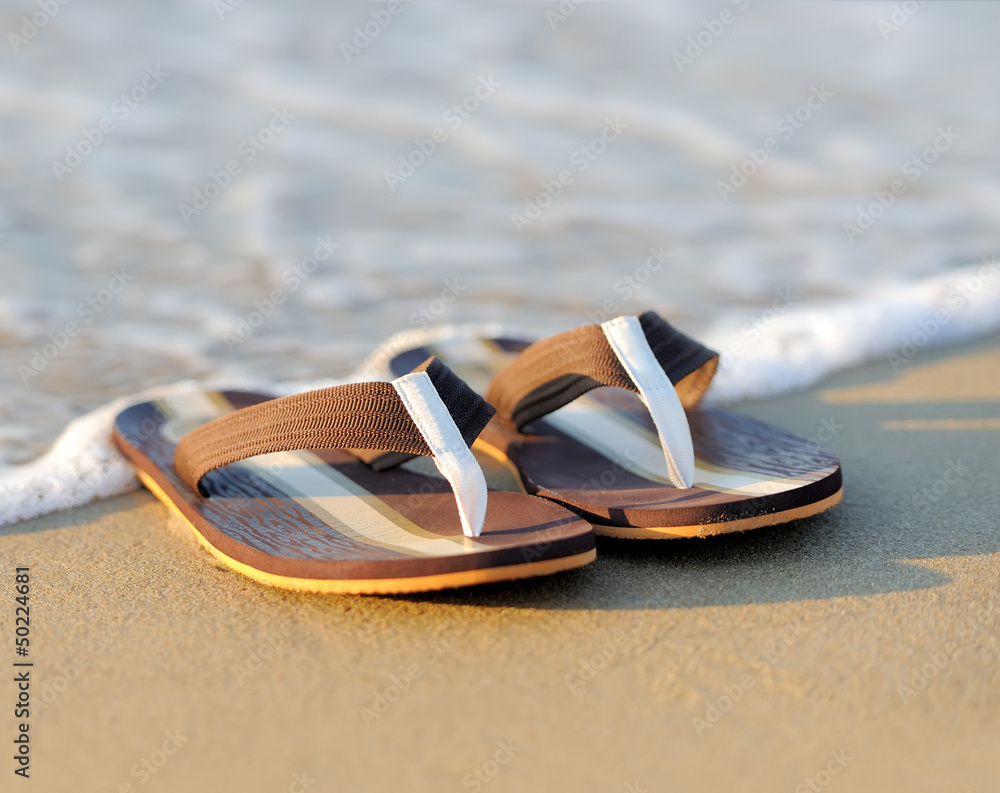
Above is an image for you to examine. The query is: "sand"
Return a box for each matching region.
[2,334,998,793]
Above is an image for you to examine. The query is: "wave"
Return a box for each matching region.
[3,260,998,527]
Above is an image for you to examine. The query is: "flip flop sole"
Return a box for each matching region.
[139,468,595,592]
[114,388,596,594]
[479,403,843,534]
[589,488,843,539]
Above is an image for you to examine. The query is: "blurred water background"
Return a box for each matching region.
[2,1,1000,520]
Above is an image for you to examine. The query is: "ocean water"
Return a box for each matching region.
[2,1,1000,524]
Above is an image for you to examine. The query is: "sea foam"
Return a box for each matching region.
[3,261,998,528]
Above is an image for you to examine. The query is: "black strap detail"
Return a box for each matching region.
[354,357,496,471]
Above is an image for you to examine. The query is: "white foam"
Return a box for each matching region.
[0,382,202,527]
[701,259,1000,402]
[2,262,999,528]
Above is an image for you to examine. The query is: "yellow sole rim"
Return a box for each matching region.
[592,488,844,539]
[136,470,596,594]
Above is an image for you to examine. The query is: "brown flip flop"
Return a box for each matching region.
[375,312,843,539]
[112,358,595,593]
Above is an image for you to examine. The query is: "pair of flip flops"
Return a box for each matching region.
[114,312,842,594]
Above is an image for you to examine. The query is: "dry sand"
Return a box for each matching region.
[2,334,998,793]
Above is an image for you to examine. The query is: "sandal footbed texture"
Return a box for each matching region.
[114,386,595,593]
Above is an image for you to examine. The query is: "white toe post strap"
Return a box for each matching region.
[392,371,489,538]
[601,316,695,489]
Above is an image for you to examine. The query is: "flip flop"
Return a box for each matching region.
[112,358,596,593]
[370,312,843,539]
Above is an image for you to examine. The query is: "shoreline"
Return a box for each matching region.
[2,332,998,791]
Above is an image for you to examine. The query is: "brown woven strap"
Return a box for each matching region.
[174,357,494,496]
[484,311,719,431]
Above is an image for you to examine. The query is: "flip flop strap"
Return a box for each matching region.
[484,311,719,488]
[174,357,494,537]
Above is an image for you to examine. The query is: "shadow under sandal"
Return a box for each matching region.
[387,313,842,539]
[112,358,596,594]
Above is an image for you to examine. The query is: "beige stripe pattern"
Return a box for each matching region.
[155,390,492,558]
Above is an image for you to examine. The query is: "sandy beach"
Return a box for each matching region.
[4,2,1000,789]
[3,332,997,792]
